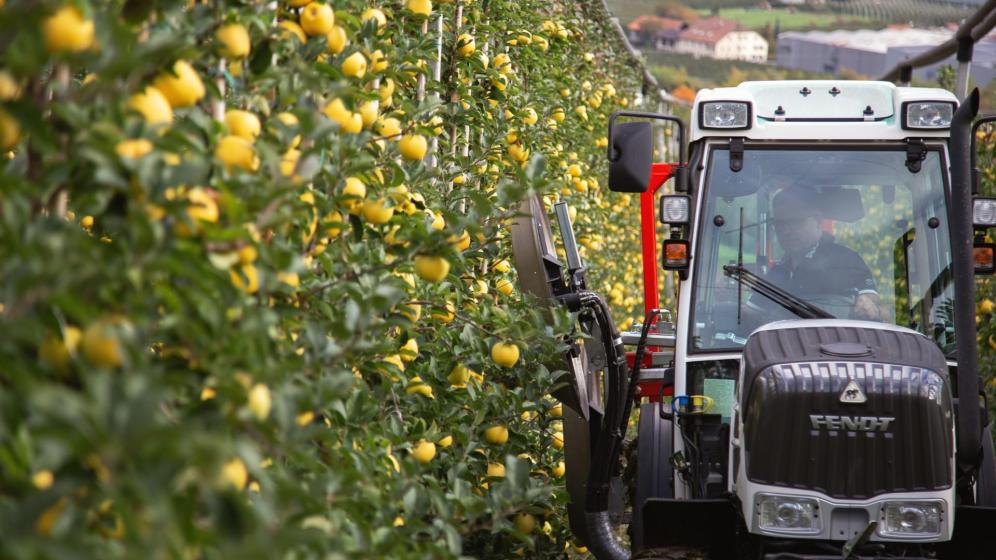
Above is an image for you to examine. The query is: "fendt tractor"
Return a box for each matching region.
[510,81,996,559]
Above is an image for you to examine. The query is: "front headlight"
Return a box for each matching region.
[903,101,955,130]
[879,501,943,538]
[700,101,751,130]
[757,494,821,534]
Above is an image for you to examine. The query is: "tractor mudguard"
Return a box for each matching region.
[935,505,996,559]
[975,423,996,506]
[632,402,674,552]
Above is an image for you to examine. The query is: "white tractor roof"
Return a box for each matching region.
[690,80,958,142]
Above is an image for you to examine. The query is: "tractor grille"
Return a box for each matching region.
[744,361,953,499]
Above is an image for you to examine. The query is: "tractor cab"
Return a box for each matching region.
[512,81,996,559]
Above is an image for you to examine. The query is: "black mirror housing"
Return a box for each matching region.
[608,121,652,193]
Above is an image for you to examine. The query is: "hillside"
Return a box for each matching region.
[607,0,975,28]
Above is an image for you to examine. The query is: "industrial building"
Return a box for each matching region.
[777,27,996,85]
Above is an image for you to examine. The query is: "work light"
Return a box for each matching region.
[757,494,821,534]
[659,195,691,224]
[700,101,751,130]
[879,501,943,538]
[902,101,955,130]
[974,197,996,227]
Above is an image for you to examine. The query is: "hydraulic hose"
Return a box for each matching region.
[604,309,663,484]
[584,511,629,560]
[619,311,662,438]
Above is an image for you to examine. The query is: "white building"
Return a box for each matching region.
[674,18,769,63]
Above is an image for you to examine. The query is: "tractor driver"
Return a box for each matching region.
[750,188,887,322]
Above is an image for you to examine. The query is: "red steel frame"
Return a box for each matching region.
[627,162,680,401]
[640,163,677,314]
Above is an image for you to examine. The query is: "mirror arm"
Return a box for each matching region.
[607,110,687,164]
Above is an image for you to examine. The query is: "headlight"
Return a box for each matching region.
[903,101,955,130]
[700,101,751,130]
[974,197,996,227]
[879,501,943,538]
[757,494,821,534]
[659,195,690,224]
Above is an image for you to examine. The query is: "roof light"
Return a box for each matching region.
[903,101,955,130]
[700,101,751,130]
[659,195,690,224]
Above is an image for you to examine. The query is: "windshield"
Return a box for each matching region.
[691,146,954,354]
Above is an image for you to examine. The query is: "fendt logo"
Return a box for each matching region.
[809,414,895,432]
[839,379,867,404]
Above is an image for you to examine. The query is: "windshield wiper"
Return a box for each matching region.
[722,264,835,320]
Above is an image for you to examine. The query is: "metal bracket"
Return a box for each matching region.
[729,137,744,173]
[841,520,877,559]
[905,138,927,173]
[554,201,586,292]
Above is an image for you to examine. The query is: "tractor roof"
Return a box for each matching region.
[690,80,958,142]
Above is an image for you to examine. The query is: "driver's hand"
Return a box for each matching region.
[852,293,886,321]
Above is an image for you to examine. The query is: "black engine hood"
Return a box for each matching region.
[740,320,954,499]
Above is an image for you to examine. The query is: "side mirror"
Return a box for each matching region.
[608,121,652,193]
[607,111,688,193]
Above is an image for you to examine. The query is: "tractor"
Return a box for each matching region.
[511,81,996,559]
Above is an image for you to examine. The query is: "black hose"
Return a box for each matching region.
[620,310,662,436]
[584,511,629,560]
[609,310,662,481]
[583,294,627,511]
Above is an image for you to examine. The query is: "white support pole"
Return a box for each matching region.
[416,21,428,104]
[268,1,278,67]
[429,13,444,169]
[449,2,465,160]
[212,60,226,122]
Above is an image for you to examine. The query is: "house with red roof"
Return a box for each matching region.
[625,15,686,49]
[674,17,769,62]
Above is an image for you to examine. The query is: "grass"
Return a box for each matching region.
[607,0,972,28]
[693,8,871,31]
[604,0,667,25]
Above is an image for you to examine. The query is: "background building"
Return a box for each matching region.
[626,14,685,49]
[777,27,996,85]
[674,17,769,62]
